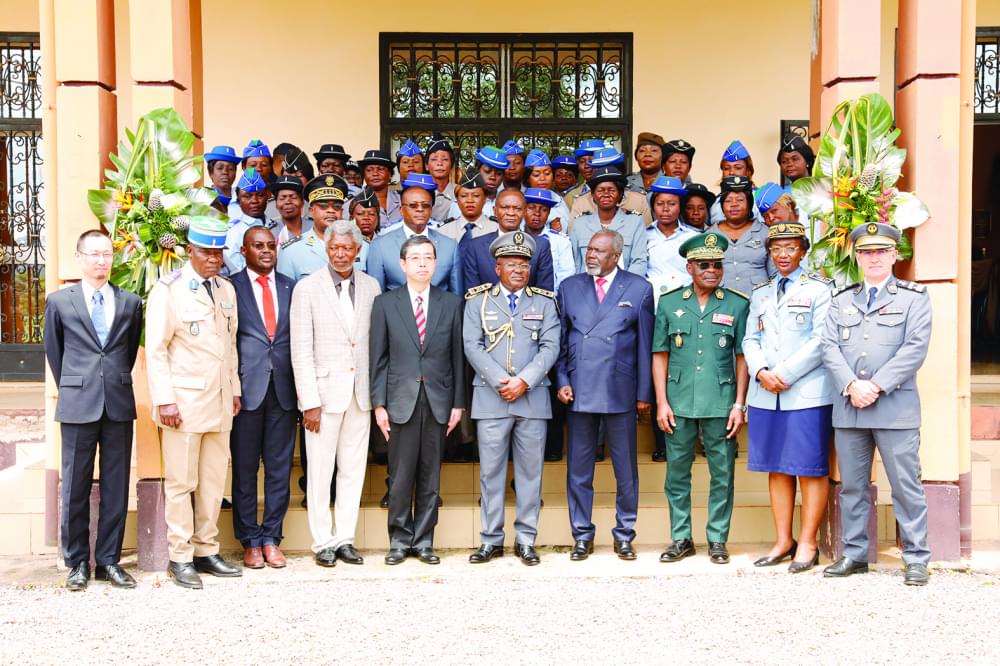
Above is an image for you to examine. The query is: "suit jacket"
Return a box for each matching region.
[555,270,654,413]
[145,263,241,433]
[369,285,465,425]
[461,231,555,294]
[44,283,142,424]
[743,269,836,410]
[230,269,297,412]
[821,276,931,429]
[366,226,461,294]
[291,267,380,413]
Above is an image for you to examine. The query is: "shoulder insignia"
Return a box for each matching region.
[752,281,771,292]
[527,286,555,299]
[573,210,591,219]
[726,288,750,300]
[682,288,692,300]
[464,283,492,300]
[281,235,303,250]
[216,274,232,284]
[715,288,725,300]
[488,215,499,223]
[662,285,684,296]
[442,217,457,224]
[807,272,833,284]
[159,269,182,285]
[625,209,643,216]
[834,282,860,297]
[897,279,926,293]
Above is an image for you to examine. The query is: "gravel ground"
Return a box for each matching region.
[2,547,1000,665]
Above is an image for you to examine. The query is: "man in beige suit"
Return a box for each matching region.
[291,218,381,567]
[145,217,243,588]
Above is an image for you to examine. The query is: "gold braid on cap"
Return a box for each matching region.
[308,187,345,203]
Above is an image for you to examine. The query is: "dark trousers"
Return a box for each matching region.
[544,368,566,459]
[59,414,133,567]
[230,379,297,548]
[387,387,445,549]
[566,410,639,542]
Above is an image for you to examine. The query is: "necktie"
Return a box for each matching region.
[508,291,518,313]
[414,295,426,345]
[778,277,789,298]
[203,279,214,303]
[595,276,607,304]
[91,291,108,346]
[337,281,355,329]
[460,222,476,245]
[255,275,276,339]
[867,286,878,310]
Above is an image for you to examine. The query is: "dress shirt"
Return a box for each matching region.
[408,284,430,319]
[863,275,892,304]
[81,280,115,330]
[593,267,619,295]
[328,265,355,306]
[246,267,280,321]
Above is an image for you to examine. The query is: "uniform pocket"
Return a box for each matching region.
[59,375,83,387]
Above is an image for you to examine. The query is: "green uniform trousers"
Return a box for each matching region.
[664,416,736,543]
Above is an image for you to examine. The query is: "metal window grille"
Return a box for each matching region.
[976,28,1000,120]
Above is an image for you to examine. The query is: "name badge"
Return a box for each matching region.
[788,298,812,308]
[879,307,904,315]
[842,328,851,341]
[712,313,734,326]
[522,313,544,320]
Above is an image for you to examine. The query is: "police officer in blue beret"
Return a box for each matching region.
[205,145,241,208]
[224,168,282,275]
[475,145,509,219]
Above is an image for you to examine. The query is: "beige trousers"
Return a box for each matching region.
[305,395,371,553]
[161,430,230,562]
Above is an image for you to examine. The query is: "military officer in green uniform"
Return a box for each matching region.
[652,231,750,565]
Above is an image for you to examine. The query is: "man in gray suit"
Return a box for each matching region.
[463,231,560,566]
[821,222,932,586]
[44,229,143,591]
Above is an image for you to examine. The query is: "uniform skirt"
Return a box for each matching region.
[747,401,833,477]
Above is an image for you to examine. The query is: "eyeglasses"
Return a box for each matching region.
[405,202,432,211]
[79,251,114,260]
[314,201,344,210]
[856,248,894,257]
[768,246,801,257]
[694,261,724,270]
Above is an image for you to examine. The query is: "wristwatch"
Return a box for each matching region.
[732,403,747,414]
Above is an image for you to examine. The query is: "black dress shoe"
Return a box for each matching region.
[379,493,389,509]
[415,548,440,564]
[903,563,929,586]
[595,447,605,462]
[788,550,820,574]
[614,540,637,560]
[659,539,695,562]
[95,564,136,589]
[65,563,89,591]
[469,543,504,564]
[437,496,443,508]
[167,561,203,589]
[336,544,364,565]
[315,547,337,567]
[544,452,562,462]
[515,543,540,566]
[569,539,594,561]
[708,542,730,564]
[753,540,798,567]
[651,450,666,463]
[823,556,869,578]
[193,554,242,577]
[221,497,232,509]
[384,548,407,565]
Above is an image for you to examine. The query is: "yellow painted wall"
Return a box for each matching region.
[0,1,39,31]
[201,0,811,187]
[978,0,1000,25]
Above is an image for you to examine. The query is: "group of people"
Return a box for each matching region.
[44,130,934,592]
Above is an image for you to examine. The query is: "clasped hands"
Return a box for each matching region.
[848,380,881,409]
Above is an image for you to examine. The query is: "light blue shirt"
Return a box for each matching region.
[645,222,697,302]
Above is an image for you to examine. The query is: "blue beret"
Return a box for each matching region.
[754,182,784,214]
[722,140,750,163]
[204,145,240,164]
[502,140,524,156]
[475,145,509,169]
[237,167,267,193]
[397,139,423,158]
[589,147,625,167]
[524,149,551,169]
[523,188,561,207]
[242,139,271,159]
[552,155,579,171]
[648,176,688,196]
[401,172,436,191]
[573,138,607,158]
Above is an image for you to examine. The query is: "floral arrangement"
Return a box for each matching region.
[792,93,929,285]
[87,108,223,301]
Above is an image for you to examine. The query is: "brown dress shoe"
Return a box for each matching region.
[262,544,287,568]
[243,546,265,569]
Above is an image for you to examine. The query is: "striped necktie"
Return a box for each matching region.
[414,295,426,345]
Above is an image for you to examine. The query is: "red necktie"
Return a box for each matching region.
[415,295,426,345]
[256,274,277,339]
[595,276,607,303]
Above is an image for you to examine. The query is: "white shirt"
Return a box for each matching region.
[498,283,525,311]
[81,280,115,330]
[646,222,697,298]
[593,267,618,297]
[408,284,430,319]
[246,267,280,323]
[863,275,892,304]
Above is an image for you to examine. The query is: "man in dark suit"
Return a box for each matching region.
[370,235,465,565]
[462,189,554,293]
[229,227,298,570]
[556,229,654,561]
[44,229,143,591]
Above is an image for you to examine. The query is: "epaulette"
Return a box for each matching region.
[896,279,926,293]
[726,287,750,300]
[752,280,771,291]
[834,282,860,297]
[488,215,499,223]
[280,235,303,250]
[573,209,591,219]
[662,285,685,296]
[465,283,492,300]
[441,217,457,225]
[624,209,643,216]
[527,286,555,299]
[807,272,833,285]
[159,269,183,285]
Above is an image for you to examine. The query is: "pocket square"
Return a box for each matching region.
[617,301,633,308]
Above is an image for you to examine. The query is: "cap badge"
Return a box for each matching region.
[866,223,878,234]
[325,176,335,186]
[514,231,524,245]
[705,234,718,247]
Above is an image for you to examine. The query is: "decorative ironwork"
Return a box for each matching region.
[976,28,1000,120]
[0,34,44,350]
[381,34,632,172]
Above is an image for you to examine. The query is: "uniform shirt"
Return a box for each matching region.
[537,228,575,289]
[432,182,458,223]
[709,196,764,225]
[569,208,648,276]
[646,222,698,301]
[276,228,331,281]
[436,213,498,243]
[245,267,280,322]
[350,188,401,231]
[275,217,313,248]
[80,280,115,330]
[705,219,774,292]
[228,197,279,223]
[223,214,281,275]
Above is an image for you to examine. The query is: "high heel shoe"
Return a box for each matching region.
[788,549,820,574]
[753,540,797,567]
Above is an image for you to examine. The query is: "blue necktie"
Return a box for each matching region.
[461,222,476,245]
[508,292,518,313]
[866,286,878,310]
[92,291,108,346]
[778,277,789,297]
